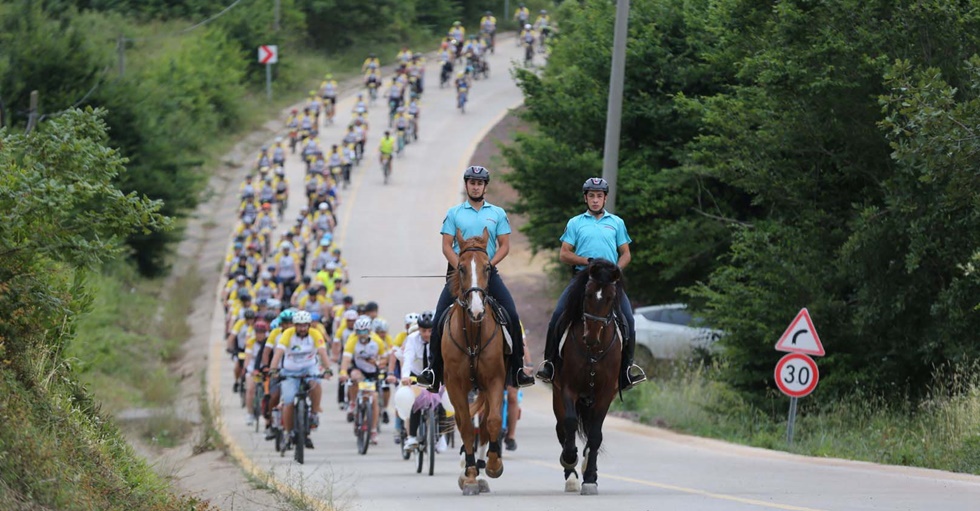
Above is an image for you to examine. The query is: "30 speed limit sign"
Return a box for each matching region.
[774,353,819,398]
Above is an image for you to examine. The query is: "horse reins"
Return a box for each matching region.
[576,278,620,405]
[450,245,500,389]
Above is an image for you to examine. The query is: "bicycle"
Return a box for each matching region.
[380,153,393,184]
[236,352,247,408]
[353,379,378,455]
[413,403,439,475]
[457,89,468,114]
[396,130,406,155]
[251,372,268,433]
[278,371,326,464]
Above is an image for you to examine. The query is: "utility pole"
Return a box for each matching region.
[25,90,39,135]
[601,0,630,213]
[274,0,281,32]
[117,34,126,77]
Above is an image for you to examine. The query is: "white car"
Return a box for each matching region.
[633,304,721,361]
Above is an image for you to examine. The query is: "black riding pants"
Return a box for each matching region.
[545,275,636,367]
[429,266,525,382]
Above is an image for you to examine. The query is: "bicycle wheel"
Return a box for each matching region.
[356,401,369,454]
[416,417,426,474]
[383,161,391,185]
[427,407,437,476]
[400,429,411,460]
[239,375,246,408]
[295,399,307,464]
[252,384,264,433]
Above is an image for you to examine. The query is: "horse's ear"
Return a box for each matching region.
[455,228,465,246]
[480,227,489,243]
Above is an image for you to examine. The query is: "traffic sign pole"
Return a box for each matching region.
[786,396,798,445]
[265,63,272,101]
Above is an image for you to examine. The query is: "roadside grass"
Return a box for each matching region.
[615,359,980,475]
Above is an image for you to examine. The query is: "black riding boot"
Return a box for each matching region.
[619,334,647,391]
[535,325,559,382]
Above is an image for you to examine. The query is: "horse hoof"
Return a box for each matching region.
[478,479,491,493]
[564,478,580,493]
[463,483,481,496]
[581,483,598,496]
[485,462,503,479]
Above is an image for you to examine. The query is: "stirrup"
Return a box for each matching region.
[621,364,647,391]
[416,368,436,389]
[515,368,536,388]
[535,360,555,383]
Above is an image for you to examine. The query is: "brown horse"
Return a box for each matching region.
[442,228,508,495]
[552,259,623,495]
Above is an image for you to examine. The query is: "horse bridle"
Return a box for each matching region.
[455,246,490,316]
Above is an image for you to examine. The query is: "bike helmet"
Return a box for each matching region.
[293,310,312,324]
[254,321,269,332]
[264,311,278,322]
[372,318,389,333]
[453,21,461,26]
[311,312,322,323]
[525,23,532,30]
[279,309,294,323]
[354,315,373,331]
[582,177,610,194]
[365,301,379,312]
[244,309,257,320]
[343,309,359,321]
[238,289,252,301]
[325,261,338,271]
[463,165,490,183]
[541,9,548,14]
[279,241,292,251]
[417,310,436,329]
[405,312,420,325]
[325,73,333,79]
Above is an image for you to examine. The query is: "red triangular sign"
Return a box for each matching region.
[774,308,825,356]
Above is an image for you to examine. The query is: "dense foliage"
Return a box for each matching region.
[0,109,202,509]
[505,0,980,402]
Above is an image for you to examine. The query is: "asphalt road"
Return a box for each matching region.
[207,40,980,511]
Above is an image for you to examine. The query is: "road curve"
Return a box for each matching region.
[206,40,980,511]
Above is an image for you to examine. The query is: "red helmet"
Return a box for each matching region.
[254,321,269,332]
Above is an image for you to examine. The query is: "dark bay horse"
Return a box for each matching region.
[442,228,508,495]
[552,259,623,495]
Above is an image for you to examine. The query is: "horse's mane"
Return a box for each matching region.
[446,234,489,300]
[557,259,623,333]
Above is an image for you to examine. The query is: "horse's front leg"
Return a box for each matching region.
[447,388,480,495]
[484,386,505,478]
[581,403,609,495]
[560,390,579,472]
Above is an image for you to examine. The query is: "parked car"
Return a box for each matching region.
[633,304,722,363]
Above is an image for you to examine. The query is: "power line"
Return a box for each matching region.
[125,0,248,42]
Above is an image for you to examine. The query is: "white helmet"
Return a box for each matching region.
[524,23,531,30]
[354,315,372,331]
[318,202,329,211]
[343,309,359,321]
[325,261,338,271]
[371,318,389,333]
[293,311,312,324]
[279,241,291,251]
[405,312,420,325]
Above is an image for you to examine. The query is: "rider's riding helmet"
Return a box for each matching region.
[463,165,491,183]
[244,309,257,320]
[354,315,373,333]
[293,310,312,325]
[405,312,420,325]
[254,321,269,332]
[417,310,436,329]
[582,177,610,194]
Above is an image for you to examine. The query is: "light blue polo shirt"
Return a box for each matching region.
[560,210,631,270]
[441,200,511,260]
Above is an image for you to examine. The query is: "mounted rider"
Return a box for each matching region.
[416,166,536,390]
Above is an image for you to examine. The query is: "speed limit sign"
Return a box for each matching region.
[774,353,819,398]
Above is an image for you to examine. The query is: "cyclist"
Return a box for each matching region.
[286,109,300,152]
[333,308,359,364]
[272,137,287,166]
[535,9,552,50]
[273,241,301,304]
[448,21,465,43]
[339,315,388,444]
[393,107,410,153]
[244,320,271,426]
[393,311,448,453]
[455,72,470,111]
[352,94,368,116]
[260,309,292,438]
[319,74,338,121]
[227,309,257,392]
[514,4,530,32]
[379,130,396,174]
[396,46,413,65]
[362,53,380,73]
[372,318,395,423]
[416,166,536,390]
[535,178,647,391]
[480,11,497,50]
[407,99,421,139]
[269,311,333,449]
[365,69,381,101]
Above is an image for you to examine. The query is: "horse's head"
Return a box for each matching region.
[582,259,621,345]
[453,227,491,322]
